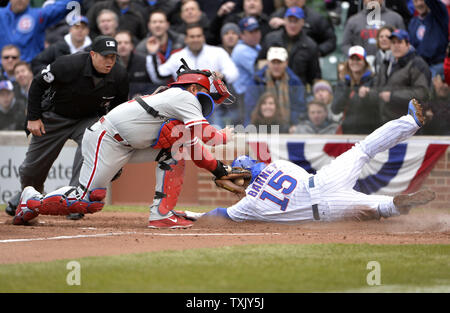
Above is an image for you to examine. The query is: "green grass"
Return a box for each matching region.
[0,244,449,293]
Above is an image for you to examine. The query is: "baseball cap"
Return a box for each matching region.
[284,6,305,19]
[68,15,89,27]
[389,29,410,42]
[267,47,288,62]
[0,80,13,91]
[239,16,260,32]
[348,45,366,60]
[92,35,118,56]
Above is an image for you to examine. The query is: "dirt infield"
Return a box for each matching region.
[1,210,449,264]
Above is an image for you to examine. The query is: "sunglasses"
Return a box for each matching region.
[2,55,19,60]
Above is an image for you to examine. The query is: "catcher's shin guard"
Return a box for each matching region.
[150,159,185,217]
[26,186,106,216]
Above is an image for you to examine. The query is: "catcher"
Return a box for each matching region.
[13,59,236,228]
[204,99,436,223]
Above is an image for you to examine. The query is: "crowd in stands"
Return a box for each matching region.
[0,0,449,135]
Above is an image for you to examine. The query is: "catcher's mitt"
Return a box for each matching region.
[214,166,252,196]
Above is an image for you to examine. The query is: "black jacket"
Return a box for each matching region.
[31,40,71,75]
[332,70,380,134]
[270,6,336,56]
[258,29,321,86]
[27,52,129,121]
[118,51,154,98]
[86,1,147,41]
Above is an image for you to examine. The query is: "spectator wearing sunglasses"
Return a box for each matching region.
[1,45,21,82]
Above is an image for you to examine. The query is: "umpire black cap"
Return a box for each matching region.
[92,36,118,56]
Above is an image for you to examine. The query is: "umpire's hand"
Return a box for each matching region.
[27,119,46,136]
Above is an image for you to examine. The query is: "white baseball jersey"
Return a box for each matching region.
[77,87,209,198]
[227,115,421,223]
[104,87,207,149]
[147,45,239,85]
[227,160,317,222]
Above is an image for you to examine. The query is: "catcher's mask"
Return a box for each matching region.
[232,155,257,170]
[168,58,235,107]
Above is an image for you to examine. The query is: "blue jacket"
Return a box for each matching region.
[0,0,80,62]
[244,65,306,126]
[408,0,449,65]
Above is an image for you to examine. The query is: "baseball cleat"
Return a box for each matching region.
[148,214,194,229]
[408,98,425,127]
[13,187,42,225]
[172,210,205,221]
[5,192,20,216]
[393,190,436,215]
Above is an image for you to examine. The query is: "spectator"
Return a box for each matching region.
[146,23,239,127]
[444,42,450,85]
[367,29,431,124]
[373,25,394,74]
[231,17,261,124]
[341,0,405,60]
[115,30,153,98]
[170,0,210,35]
[87,0,147,41]
[245,46,306,126]
[291,100,339,134]
[332,45,380,134]
[133,0,179,25]
[0,0,79,63]
[96,9,120,38]
[268,0,337,57]
[13,61,33,102]
[250,91,289,133]
[420,74,450,135]
[342,0,413,25]
[31,16,92,75]
[258,6,321,87]
[135,10,185,62]
[408,0,449,78]
[312,79,342,123]
[221,22,241,55]
[209,0,271,46]
[0,80,26,131]
[1,45,21,82]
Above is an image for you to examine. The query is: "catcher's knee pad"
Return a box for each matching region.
[28,186,106,216]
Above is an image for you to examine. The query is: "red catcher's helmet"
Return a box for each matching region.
[168,71,211,91]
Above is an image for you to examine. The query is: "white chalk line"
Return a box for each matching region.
[0,231,281,243]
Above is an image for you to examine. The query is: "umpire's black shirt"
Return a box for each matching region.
[27,52,129,121]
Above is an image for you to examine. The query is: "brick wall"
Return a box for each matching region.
[422,148,450,209]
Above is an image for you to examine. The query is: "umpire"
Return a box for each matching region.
[5,35,129,216]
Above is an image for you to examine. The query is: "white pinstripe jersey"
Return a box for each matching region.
[227,160,317,222]
[103,87,207,149]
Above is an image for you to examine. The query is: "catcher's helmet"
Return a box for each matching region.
[168,58,211,91]
[232,155,257,170]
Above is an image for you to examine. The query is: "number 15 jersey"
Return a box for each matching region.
[227,160,317,223]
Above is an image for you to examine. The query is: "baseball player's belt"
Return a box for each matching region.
[308,176,320,221]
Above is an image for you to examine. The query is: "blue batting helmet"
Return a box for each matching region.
[250,162,267,184]
[231,155,257,170]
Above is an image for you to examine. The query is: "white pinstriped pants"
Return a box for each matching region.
[313,115,420,221]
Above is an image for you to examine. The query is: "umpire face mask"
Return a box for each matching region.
[196,91,215,119]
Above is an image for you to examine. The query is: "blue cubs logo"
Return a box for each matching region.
[17,15,35,34]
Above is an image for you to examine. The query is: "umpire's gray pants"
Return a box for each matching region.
[19,111,98,192]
